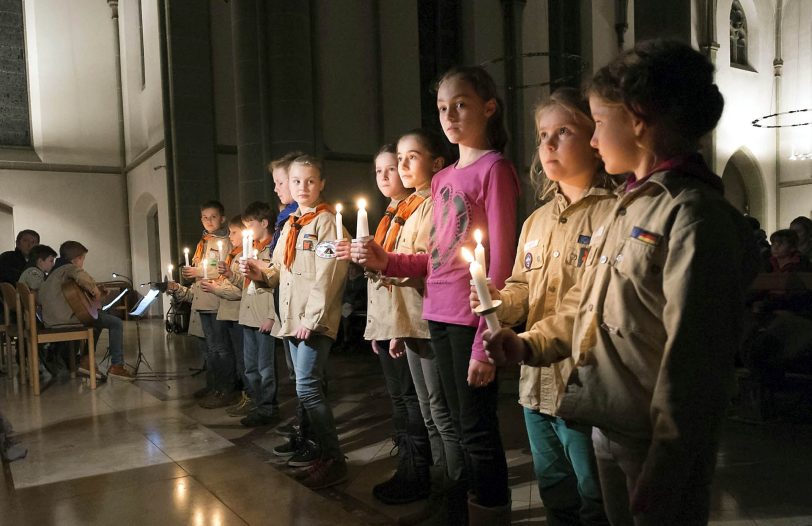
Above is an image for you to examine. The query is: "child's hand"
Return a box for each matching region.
[259,318,275,334]
[181,266,197,280]
[167,281,179,292]
[199,279,216,293]
[295,326,312,341]
[371,340,382,355]
[240,258,264,281]
[389,338,406,359]
[469,282,501,312]
[483,328,529,366]
[467,358,495,387]
[334,240,352,261]
[352,239,388,271]
[217,261,231,277]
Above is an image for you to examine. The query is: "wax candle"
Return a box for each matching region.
[203,260,208,279]
[335,203,343,240]
[217,240,224,261]
[167,264,174,281]
[474,229,487,272]
[253,248,258,259]
[462,248,500,333]
[356,198,369,239]
[183,247,190,267]
[242,230,249,259]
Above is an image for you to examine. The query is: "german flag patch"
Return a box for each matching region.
[630,226,661,246]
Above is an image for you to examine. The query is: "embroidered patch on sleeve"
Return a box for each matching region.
[630,226,661,246]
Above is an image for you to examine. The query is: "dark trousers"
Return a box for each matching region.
[428,321,509,507]
[199,312,236,392]
[222,320,245,391]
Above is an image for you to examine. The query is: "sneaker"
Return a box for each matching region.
[275,422,300,437]
[193,386,212,399]
[107,364,135,381]
[240,410,280,428]
[287,440,320,467]
[226,393,254,417]
[273,435,304,458]
[301,457,348,490]
[199,390,240,409]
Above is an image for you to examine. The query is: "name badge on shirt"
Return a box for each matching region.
[524,239,539,251]
[593,225,605,239]
[316,241,337,259]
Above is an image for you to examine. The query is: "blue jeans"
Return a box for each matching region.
[286,334,342,461]
[199,312,236,392]
[524,408,608,526]
[92,312,123,365]
[243,326,278,415]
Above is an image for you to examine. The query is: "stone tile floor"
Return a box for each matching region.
[1,319,811,525]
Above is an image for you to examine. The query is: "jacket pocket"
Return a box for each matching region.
[522,244,545,273]
[293,246,316,277]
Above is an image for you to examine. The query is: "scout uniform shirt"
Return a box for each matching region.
[237,240,279,332]
[173,228,231,313]
[211,247,243,322]
[259,202,349,340]
[519,157,759,478]
[497,181,617,415]
[365,188,432,340]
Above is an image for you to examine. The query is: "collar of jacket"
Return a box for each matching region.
[620,153,722,198]
[540,175,619,202]
[201,227,229,238]
[295,200,329,215]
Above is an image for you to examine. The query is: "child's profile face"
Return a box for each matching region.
[243,218,269,239]
[228,225,242,247]
[436,75,495,146]
[201,207,225,233]
[771,239,793,259]
[72,253,86,269]
[289,164,324,208]
[375,152,406,198]
[272,167,294,205]
[589,94,640,176]
[38,255,56,273]
[397,135,441,190]
[536,105,597,187]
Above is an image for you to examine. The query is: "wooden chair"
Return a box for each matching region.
[1,282,26,384]
[16,282,97,394]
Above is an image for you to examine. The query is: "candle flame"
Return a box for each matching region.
[183,247,189,254]
[167,264,173,272]
[242,230,249,237]
[357,198,367,209]
[474,229,483,244]
[336,203,343,213]
[461,247,474,263]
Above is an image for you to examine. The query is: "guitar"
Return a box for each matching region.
[62,280,102,326]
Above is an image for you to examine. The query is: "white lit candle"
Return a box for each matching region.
[253,248,258,259]
[242,230,250,259]
[474,229,487,273]
[203,260,208,279]
[462,248,500,333]
[167,264,174,281]
[335,203,343,240]
[217,240,224,261]
[356,198,369,239]
[183,247,190,267]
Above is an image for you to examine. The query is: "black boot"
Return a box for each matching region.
[468,489,511,526]
[373,433,431,505]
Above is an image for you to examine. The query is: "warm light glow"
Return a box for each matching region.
[461,247,474,263]
[357,198,367,209]
[336,203,343,213]
[474,229,483,244]
[167,264,173,272]
[183,247,189,254]
[253,249,258,258]
[242,230,249,238]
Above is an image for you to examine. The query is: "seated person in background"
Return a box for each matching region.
[769,229,812,273]
[0,229,40,284]
[790,216,812,261]
[38,241,134,380]
[18,245,57,291]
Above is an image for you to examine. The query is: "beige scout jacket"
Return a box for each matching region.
[365,189,432,340]
[498,184,616,415]
[238,243,279,332]
[175,231,231,312]
[39,263,97,327]
[209,256,242,322]
[259,203,349,340]
[519,163,759,481]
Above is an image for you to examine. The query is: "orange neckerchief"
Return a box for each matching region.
[373,202,400,246]
[193,233,217,265]
[381,193,426,251]
[284,204,331,270]
[224,246,242,268]
[244,237,273,287]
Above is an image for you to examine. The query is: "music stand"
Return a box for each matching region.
[128,289,161,376]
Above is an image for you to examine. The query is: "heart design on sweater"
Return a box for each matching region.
[430,184,471,270]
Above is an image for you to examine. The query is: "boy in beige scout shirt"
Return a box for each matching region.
[243,155,348,490]
[169,200,234,408]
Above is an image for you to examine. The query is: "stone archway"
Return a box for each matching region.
[130,192,162,315]
[722,147,766,224]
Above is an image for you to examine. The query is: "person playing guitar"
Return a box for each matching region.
[38,241,134,381]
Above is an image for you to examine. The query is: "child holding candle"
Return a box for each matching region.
[351,66,519,523]
[200,215,250,416]
[483,40,760,525]
[171,200,233,405]
[233,201,281,427]
[243,155,349,489]
[470,88,614,525]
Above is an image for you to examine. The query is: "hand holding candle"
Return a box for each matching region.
[462,248,500,334]
[356,198,369,239]
[335,203,343,240]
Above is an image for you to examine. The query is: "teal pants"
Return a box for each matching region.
[524,407,609,526]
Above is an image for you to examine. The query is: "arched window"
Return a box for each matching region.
[730,0,751,69]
